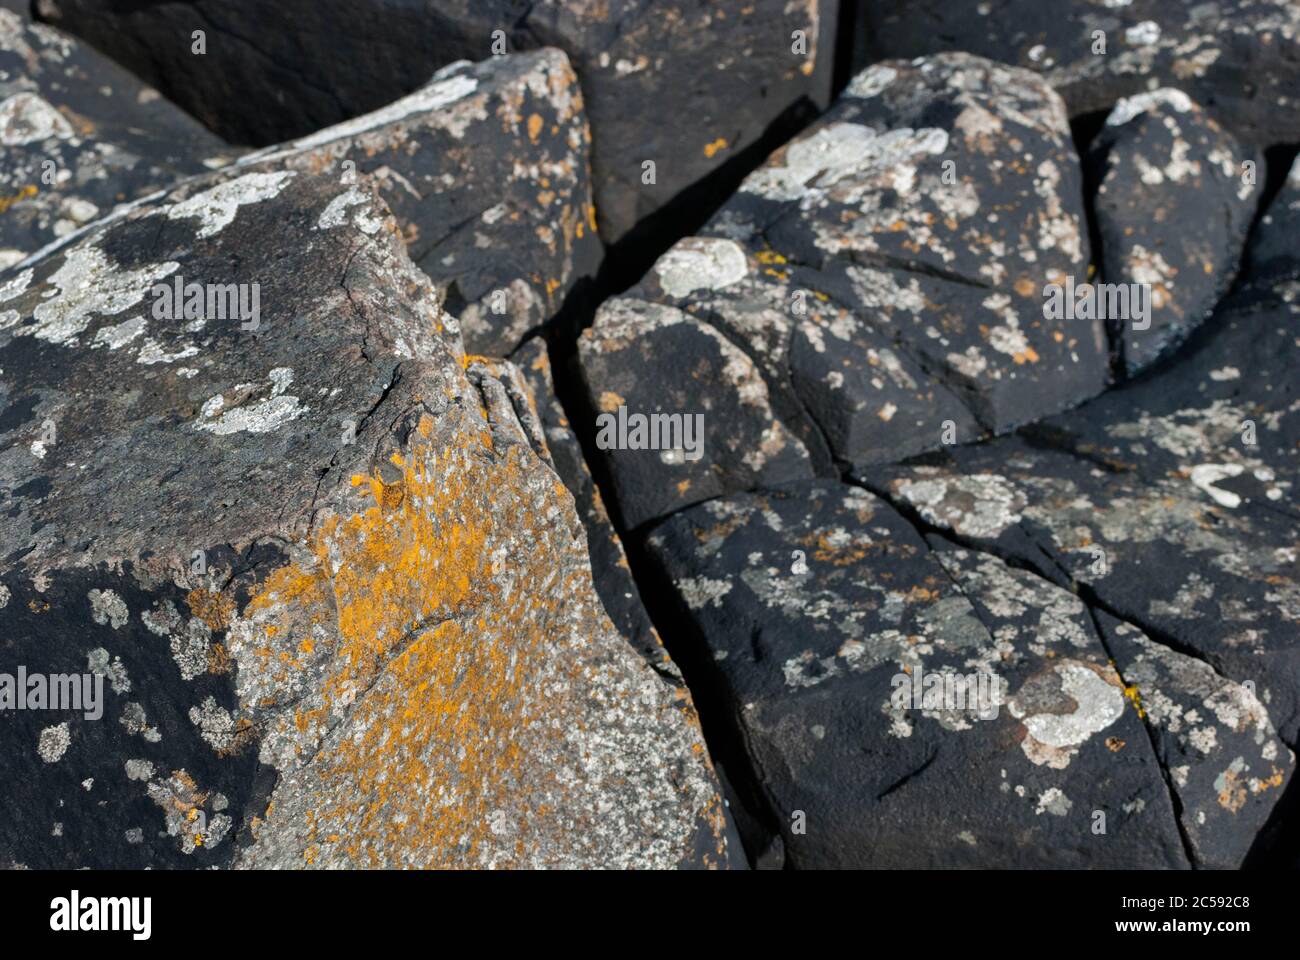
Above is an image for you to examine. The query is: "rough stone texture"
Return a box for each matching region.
[233,49,601,357]
[644,481,1206,868]
[853,0,1300,148]
[0,6,227,268]
[36,0,839,244]
[0,166,732,868]
[861,172,1300,747]
[1099,611,1291,869]
[511,336,674,677]
[579,54,1105,529]
[1089,88,1260,375]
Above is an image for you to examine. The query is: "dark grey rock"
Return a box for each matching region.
[853,0,1300,148]
[644,481,1192,868]
[1089,88,1260,374]
[0,165,733,868]
[36,0,839,244]
[1099,611,1292,869]
[0,6,227,267]
[580,53,1105,529]
[233,49,601,356]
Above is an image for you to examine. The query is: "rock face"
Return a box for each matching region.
[1088,88,1260,375]
[0,167,732,868]
[579,54,1105,530]
[644,482,1217,868]
[232,49,601,357]
[853,0,1300,147]
[0,6,227,268]
[36,0,838,244]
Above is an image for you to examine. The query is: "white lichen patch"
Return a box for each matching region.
[37,722,71,763]
[1107,87,1195,127]
[1009,661,1126,769]
[166,171,296,239]
[653,238,748,298]
[25,244,178,346]
[893,472,1026,539]
[88,588,128,629]
[0,91,74,144]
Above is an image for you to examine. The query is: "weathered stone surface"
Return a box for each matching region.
[1099,611,1292,869]
[853,0,1300,147]
[644,481,1196,868]
[234,49,601,356]
[579,54,1105,528]
[37,0,838,244]
[0,6,226,268]
[0,166,732,868]
[1089,88,1260,375]
[511,336,674,677]
[861,224,1300,749]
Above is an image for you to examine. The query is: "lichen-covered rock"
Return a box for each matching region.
[644,482,1196,868]
[1099,612,1293,869]
[579,54,1105,528]
[854,0,1300,147]
[37,0,838,244]
[234,49,601,356]
[578,295,814,530]
[0,6,226,268]
[511,337,675,677]
[0,166,732,868]
[1089,88,1260,375]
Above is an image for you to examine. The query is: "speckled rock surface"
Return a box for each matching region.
[854,0,1300,148]
[37,0,838,245]
[1088,88,1260,375]
[232,49,601,357]
[511,336,675,677]
[0,6,227,268]
[858,168,1300,757]
[642,481,1228,868]
[579,54,1105,529]
[0,166,732,869]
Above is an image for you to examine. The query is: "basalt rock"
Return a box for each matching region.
[643,481,1204,868]
[0,6,227,268]
[860,173,1300,745]
[232,49,600,357]
[36,0,839,244]
[853,0,1300,148]
[580,54,1105,529]
[0,166,732,868]
[1088,88,1260,375]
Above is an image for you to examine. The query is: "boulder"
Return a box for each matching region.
[233,49,601,356]
[0,165,732,868]
[1088,88,1260,375]
[0,6,226,267]
[853,0,1300,147]
[643,481,1197,868]
[580,54,1106,528]
[36,0,839,243]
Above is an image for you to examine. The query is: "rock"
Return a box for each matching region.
[853,0,1300,147]
[1099,612,1293,869]
[1088,88,1260,375]
[643,481,1194,868]
[0,6,226,268]
[579,53,1106,528]
[511,337,674,677]
[229,49,600,357]
[36,0,839,244]
[0,166,732,868]
[862,273,1300,748]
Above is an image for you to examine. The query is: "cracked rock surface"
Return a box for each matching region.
[0,6,227,268]
[0,165,732,868]
[37,0,837,244]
